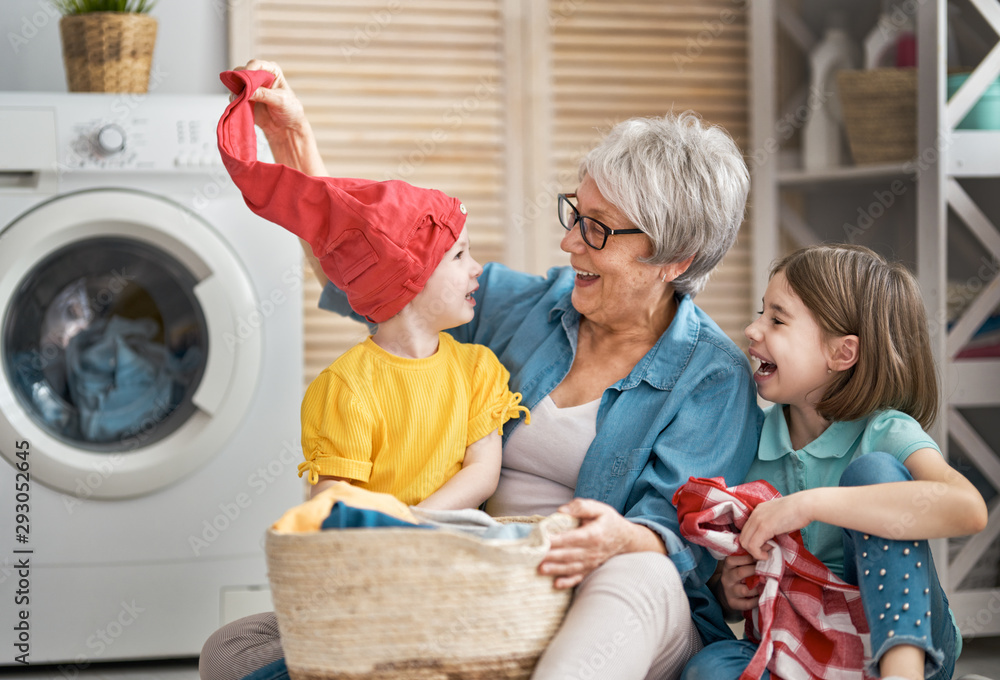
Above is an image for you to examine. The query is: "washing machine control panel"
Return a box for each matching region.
[65,111,227,172]
[2,94,272,177]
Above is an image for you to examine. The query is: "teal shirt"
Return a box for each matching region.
[745,405,939,579]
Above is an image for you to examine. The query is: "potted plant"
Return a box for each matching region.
[55,0,158,93]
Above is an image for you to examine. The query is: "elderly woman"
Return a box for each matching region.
[201,60,761,680]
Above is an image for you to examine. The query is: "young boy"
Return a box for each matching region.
[217,69,528,510]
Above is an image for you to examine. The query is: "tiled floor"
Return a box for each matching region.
[0,639,996,679]
[955,635,1000,677]
[0,658,200,680]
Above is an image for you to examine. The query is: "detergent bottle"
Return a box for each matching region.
[803,12,859,170]
[864,0,904,68]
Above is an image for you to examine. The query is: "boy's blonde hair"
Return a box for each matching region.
[772,244,938,430]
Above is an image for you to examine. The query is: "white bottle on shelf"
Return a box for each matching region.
[803,12,859,171]
[864,0,904,69]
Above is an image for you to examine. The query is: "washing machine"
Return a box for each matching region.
[0,93,305,664]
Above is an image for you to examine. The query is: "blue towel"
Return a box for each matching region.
[65,316,201,442]
[320,502,428,530]
[13,316,201,443]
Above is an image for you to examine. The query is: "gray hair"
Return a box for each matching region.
[581,112,749,296]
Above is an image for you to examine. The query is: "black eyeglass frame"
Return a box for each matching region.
[557,193,644,250]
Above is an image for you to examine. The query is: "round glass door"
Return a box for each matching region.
[4,237,208,452]
[0,190,262,498]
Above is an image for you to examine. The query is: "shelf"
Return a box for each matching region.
[777,162,916,189]
[950,359,1000,407]
[753,0,1000,631]
[948,131,1000,177]
[951,589,1000,637]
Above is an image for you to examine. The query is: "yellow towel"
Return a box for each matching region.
[271,482,419,534]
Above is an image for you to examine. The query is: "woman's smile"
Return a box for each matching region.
[573,266,600,286]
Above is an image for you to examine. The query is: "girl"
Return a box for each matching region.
[683,244,987,680]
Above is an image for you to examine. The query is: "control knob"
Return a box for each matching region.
[95,124,126,155]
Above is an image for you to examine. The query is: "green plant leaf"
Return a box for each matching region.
[53,0,157,13]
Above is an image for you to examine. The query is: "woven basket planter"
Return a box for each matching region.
[59,13,157,93]
[265,514,575,680]
[836,68,917,165]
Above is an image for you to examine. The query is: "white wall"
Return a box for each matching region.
[1,0,228,94]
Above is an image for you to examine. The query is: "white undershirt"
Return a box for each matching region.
[484,394,600,518]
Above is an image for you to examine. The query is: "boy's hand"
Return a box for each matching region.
[719,553,760,611]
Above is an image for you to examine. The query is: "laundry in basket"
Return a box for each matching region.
[265,484,576,680]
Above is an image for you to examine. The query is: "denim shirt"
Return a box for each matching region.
[319,262,762,644]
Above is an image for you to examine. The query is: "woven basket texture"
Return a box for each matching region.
[837,68,917,165]
[59,13,157,93]
[266,514,575,680]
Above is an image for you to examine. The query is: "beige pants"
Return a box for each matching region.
[199,552,701,680]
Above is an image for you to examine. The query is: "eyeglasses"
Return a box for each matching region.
[557,193,644,250]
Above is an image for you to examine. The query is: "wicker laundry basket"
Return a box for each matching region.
[265,513,576,680]
[59,13,157,93]
[836,68,917,165]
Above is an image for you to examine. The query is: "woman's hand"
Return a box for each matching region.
[738,492,813,560]
[230,59,327,177]
[538,498,662,589]
[718,553,760,611]
[232,59,308,142]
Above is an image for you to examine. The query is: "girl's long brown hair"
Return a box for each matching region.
[773,244,938,429]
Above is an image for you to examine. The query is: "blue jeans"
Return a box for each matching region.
[681,453,959,680]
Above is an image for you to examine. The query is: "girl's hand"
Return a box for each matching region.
[739,492,813,560]
[538,499,637,589]
[719,553,760,611]
[232,59,309,145]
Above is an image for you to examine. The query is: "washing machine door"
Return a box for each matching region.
[0,189,263,498]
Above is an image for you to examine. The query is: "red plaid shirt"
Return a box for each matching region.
[674,477,873,680]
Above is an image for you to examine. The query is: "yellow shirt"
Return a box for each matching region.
[271,483,418,533]
[298,333,529,505]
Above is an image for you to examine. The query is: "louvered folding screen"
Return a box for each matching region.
[549,0,752,340]
[229,0,751,391]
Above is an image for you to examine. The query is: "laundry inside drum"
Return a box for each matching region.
[3,236,208,452]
